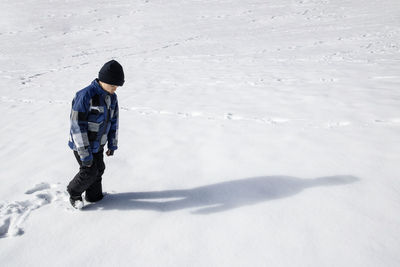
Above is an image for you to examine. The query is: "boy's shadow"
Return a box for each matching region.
[84,175,359,214]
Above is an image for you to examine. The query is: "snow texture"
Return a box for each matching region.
[0,0,400,266]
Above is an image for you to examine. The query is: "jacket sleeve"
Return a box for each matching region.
[70,93,93,165]
[107,99,119,151]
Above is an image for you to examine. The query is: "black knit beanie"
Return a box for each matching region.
[98,60,125,86]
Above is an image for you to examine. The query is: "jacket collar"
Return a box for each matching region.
[92,79,110,95]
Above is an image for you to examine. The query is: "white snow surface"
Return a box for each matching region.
[1,0,400,266]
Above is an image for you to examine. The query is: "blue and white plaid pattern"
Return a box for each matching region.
[68,79,119,164]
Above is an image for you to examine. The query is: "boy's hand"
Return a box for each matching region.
[106,149,114,156]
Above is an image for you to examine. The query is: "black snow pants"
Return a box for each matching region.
[67,148,105,202]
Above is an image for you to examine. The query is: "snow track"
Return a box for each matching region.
[1,96,400,129]
[0,183,67,238]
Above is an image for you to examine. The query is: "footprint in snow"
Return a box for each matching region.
[25,182,51,194]
[0,183,67,239]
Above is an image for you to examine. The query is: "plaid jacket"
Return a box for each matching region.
[68,79,119,165]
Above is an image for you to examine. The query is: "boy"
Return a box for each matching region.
[67,60,124,209]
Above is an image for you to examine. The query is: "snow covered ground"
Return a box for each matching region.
[1,0,400,266]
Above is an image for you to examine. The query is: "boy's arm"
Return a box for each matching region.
[70,93,93,166]
[107,99,119,152]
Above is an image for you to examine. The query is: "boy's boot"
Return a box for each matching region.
[67,187,84,209]
[69,196,84,209]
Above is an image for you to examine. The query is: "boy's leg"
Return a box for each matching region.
[85,151,105,202]
[85,178,103,202]
[67,151,99,199]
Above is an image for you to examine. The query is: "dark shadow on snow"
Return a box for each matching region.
[84,175,359,214]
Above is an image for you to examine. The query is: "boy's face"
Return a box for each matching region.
[99,81,118,94]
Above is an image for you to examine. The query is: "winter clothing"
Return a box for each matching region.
[67,60,123,208]
[98,60,125,86]
[67,148,106,202]
[68,79,119,166]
